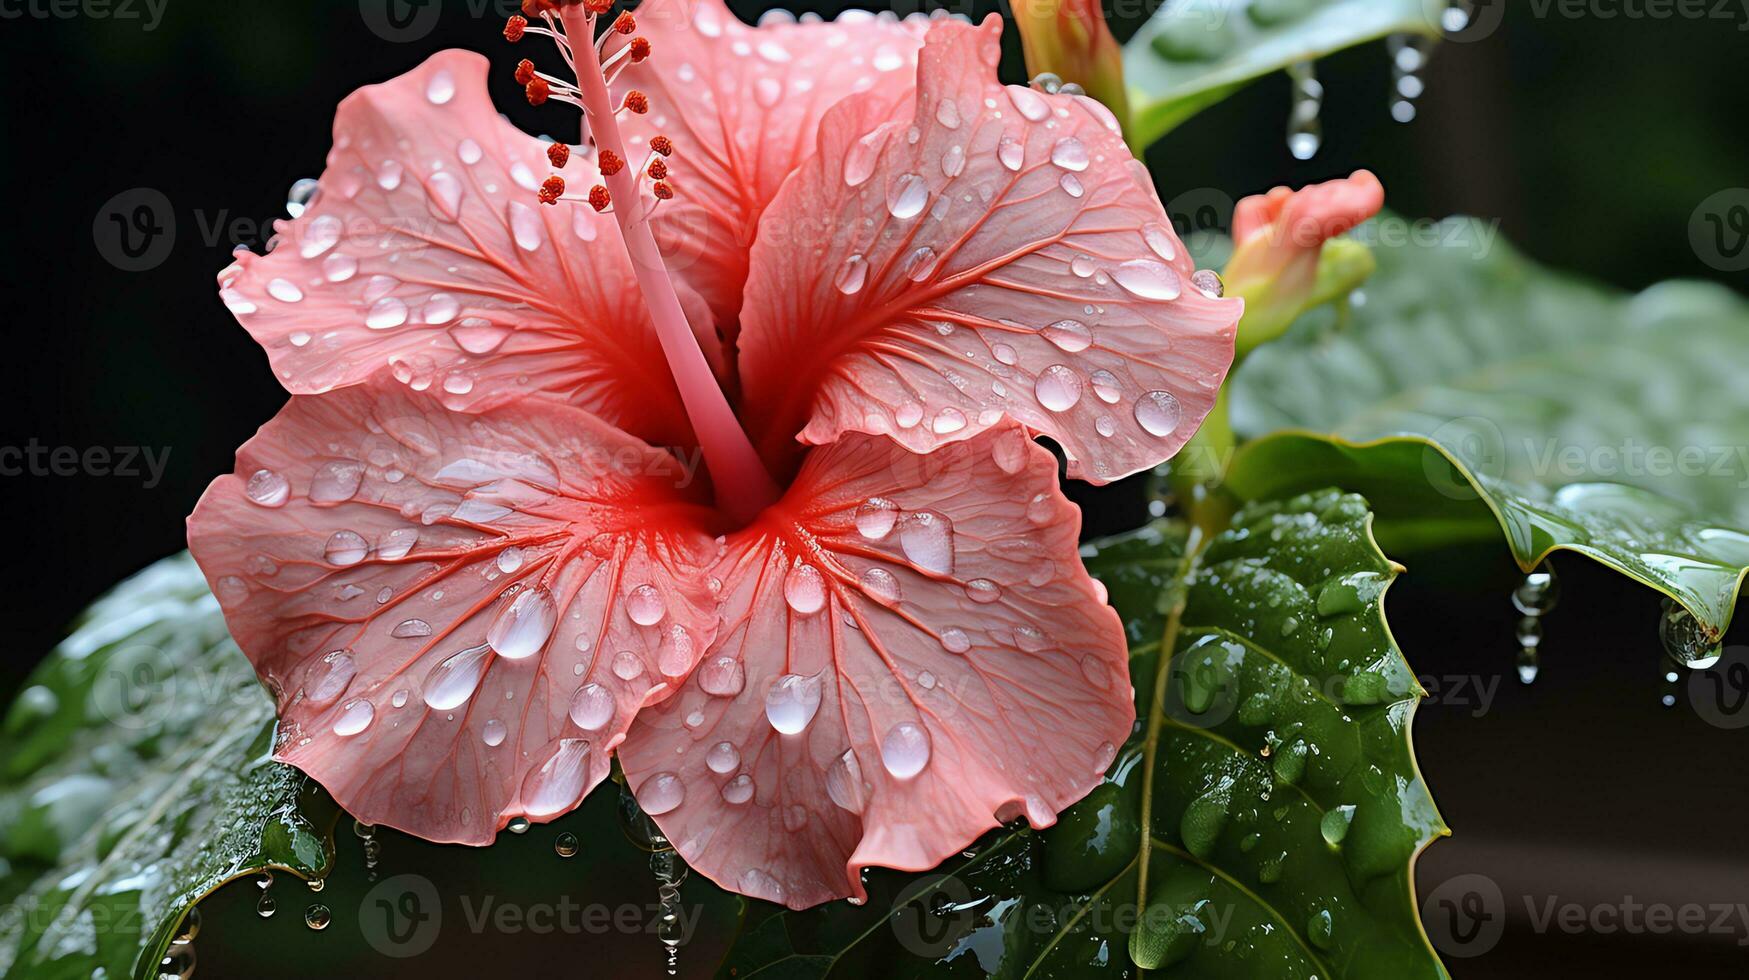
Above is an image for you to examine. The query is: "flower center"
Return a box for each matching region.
[507,2,780,524]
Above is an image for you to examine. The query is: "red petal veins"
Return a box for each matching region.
[187,382,721,843]
[618,425,1131,908]
[612,0,931,336]
[211,51,723,449]
[735,17,1240,484]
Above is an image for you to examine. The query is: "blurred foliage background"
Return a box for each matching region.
[0,1,1746,976]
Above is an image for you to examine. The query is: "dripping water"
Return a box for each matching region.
[255,871,276,918]
[354,819,381,881]
[1385,34,1433,123]
[1285,61,1323,161]
[1511,564,1559,684]
[159,907,199,979]
[620,783,687,976]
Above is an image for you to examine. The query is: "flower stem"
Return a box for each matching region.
[563,9,779,524]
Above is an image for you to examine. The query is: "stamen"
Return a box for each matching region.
[515,58,536,85]
[629,37,651,63]
[525,77,551,106]
[554,4,780,520]
[647,158,667,181]
[547,142,570,168]
[611,11,636,34]
[597,149,624,176]
[504,15,527,42]
[539,175,565,206]
[649,135,673,157]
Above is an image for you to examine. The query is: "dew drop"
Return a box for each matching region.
[1035,364,1084,412]
[426,69,456,104]
[427,171,464,220]
[784,563,827,615]
[366,296,409,330]
[522,738,591,817]
[306,650,357,707]
[826,749,867,813]
[721,773,755,805]
[1111,259,1182,300]
[424,643,491,710]
[611,650,644,680]
[392,618,433,638]
[765,672,823,735]
[859,567,902,604]
[964,578,1002,604]
[333,697,374,736]
[1008,85,1050,121]
[1134,390,1183,437]
[246,469,290,507]
[887,173,929,219]
[626,584,666,626]
[904,245,940,282]
[640,772,685,815]
[1042,319,1093,352]
[569,683,615,730]
[941,144,966,178]
[706,741,740,774]
[1049,137,1089,171]
[1089,369,1122,404]
[457,137,483,165]
[940,627,971,653]
[322,252,358,282]
[835,254,868,294]
[855,497,898,539]
[488,586,556,659]
[698,654,746,697]
[555,832,579,858]
[932,406,968,434]
[881,722,931,778]
[482,718,507,746]
[997,135,1025,171]
[323,530,368,566]
[898,511,954,574]
[934,97,961,130]
[310,459,365,503]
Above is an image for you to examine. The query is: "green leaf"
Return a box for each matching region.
[713,489,1446,978]
[1223,217,1749,649]
[1124,0,1438,148]
[0,554,337,980]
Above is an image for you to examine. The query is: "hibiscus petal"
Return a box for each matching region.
[187,382,719,843]
[736,16,1240,483]
[617,424,1131,908]
[613,0,930,333]
[216,50,720,448]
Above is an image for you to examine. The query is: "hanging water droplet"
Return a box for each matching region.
[1285,60,1324,160]
[1512,565,1561,616]
[508,816,531,834]
[555,832,579,858]
[1660,598,1722,668]
[303,904,331,930]
[1190,269,1225,298]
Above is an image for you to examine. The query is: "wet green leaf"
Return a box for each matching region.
[1123,0,1437,147]
[1224,216,1749,648]
[0,554,337,980]
[712,489,1447,978]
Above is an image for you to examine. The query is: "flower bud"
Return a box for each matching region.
[1013,0,1130,128]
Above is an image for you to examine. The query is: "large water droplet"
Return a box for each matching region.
[488,586,557,659]
[1512,565,1560,616]
[626,583,666,626]
[765,672,823,735]
[784,563,827,615]
[310,459,365,503]
[997,135,1025,172]
[855,497,898,539]
[639,772,685,815]
[859,566,902,604]
[246,469,290,507]
[826,748,867,812]
[1661,599,1722,668]
[333,697,374,736]
[721,773,755,805]
[482,718,508,746]
[887,173,929,219]
[366,296,409,330]
[307,650,356,707]
[835,254,868,294]
[706,741,740,774]
[1035,364,1084,412]
[1042,319,1093,352]
[881,722,931,778]
[522,738,591,817]
[323,530,369,566]
[698,654,746,697]
[423,643,492,709]
[1111,259,1182,300]
[899,511,954,574]
[1008,85,1050,121]
[1134,390,1183,437]
[569,683,615,730]
[426,69,456,104]
[1050,137,1089,172]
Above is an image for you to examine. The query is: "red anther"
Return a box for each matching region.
[647,158,668,180]
[629,37,651,62]
[598,149,625,176]
[589,185,612,211]
[521,0,557,15]
[612,11,636,33]
[623,90,649,114]
[514,58,536,86]
[583,0,612,13]
[525,77,551,106]
[649,135,674,157]
[652,181,674,200]
[503,15,527,42]
[538,175,566,205]
[547,142,571,168]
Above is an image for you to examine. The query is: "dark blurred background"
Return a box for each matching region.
[1,0,1746,976]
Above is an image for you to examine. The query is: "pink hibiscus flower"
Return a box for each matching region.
[188,0,1239,909]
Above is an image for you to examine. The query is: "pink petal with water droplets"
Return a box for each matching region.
[613,0,929,333]
[215,50,720,449]
[617,424,1132,908]
[736,16,1240,483]
[187,382,719,843]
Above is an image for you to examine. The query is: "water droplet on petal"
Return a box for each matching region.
[899,511,954,574]
[904,245,940,282]
[366,296,409,330]
[310,459,365,503]
[1111,260,1182,300]
[855,497,898,539]
[1134,390,1183,437]
[826,749,867,813]
[706,741,740,774]
[934,97,961,130]
[940,627,971,653]
[424,643,491,709]
[323,530,368,566]
[246,469,290,507]
[611,650,643,680]
[1042,319,1092,352]
[1050,137,1089,171]
[965,578,1002,603]
[307,650,356,706]
[1035,364,1083,412]
[333,697,374,736]
[482,718,508,746]
[881,722,931,778]
[887,173,929,219]
[1008,85,1050,121]
[640,772,685,815]
[488,586,556,659]
[626,584,665,626]
[1059,173,1084,198]
[859,567,902,604]
[698,654,746,697]
[784,563,827,615]
[932,407,967,434]
[941,145,966,178]
[521,738,591,817]
[765,672,823,735]
[392,618,433,638]
[998,135,1025,171]
[426,69,456,104]
[835,254,868,294]
[569,683,615,730]
[721,773,755,805]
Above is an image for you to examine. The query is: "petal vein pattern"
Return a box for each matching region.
[187,383,719,843]
[736,16,1241,483]
[618,424,1133,908]
[215,50,721,449]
